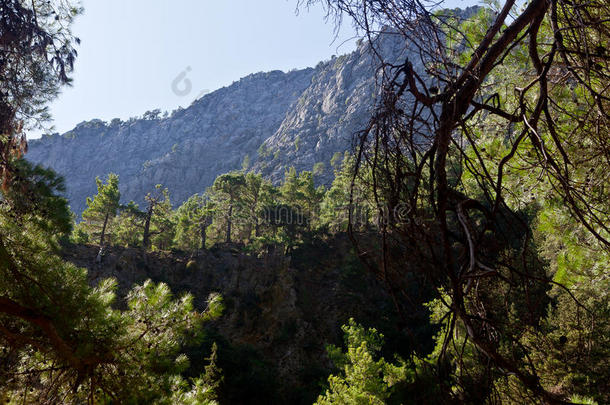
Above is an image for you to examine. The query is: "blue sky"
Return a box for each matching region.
[34,0,475,138]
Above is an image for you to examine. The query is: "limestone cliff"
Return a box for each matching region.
[27,33,407,215]
[27,8,479,215]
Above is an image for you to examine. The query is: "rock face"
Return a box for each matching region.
[27,7,480,215]
[27,68,316,214]
[26,33,407,215]
[254,31,413,184]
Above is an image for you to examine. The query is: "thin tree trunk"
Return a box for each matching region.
[99,212,109,247]
[249,209,259,239]
[142,204,154,249]
[226,203,233,243]
[200,217,209,250]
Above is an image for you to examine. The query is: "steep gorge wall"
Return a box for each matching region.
[27,69,315,214]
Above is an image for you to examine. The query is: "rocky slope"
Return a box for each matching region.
[27,69,316,214]
[27,7,479,215]
[26,34,406,215]
[64,237,431,404]
[254,31,414,183]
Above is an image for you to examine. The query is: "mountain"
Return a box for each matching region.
[24,32,401,215]
[27,8,480,215]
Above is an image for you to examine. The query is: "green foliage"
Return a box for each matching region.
[279,167,325,230]
[81,183,177,251]
[257,142,270,158]
[315,319,411,405]
[0,163,223,403]
[320,155,373,232]
[3,159,72,235]
[241,154,251,171]
[263,203,308,253]
[175,194,213,251]
[79,163,374,255]
[71,223,90,244]
[81,173,120,246]
[280,166,302,203]
[21,12,607,398]
[320,156,353,232]
[330,151,345,170]
[0,3,230,403]
[168,343,223,405]
[313,161,325,176]
[240,172,274,240]
[212,172,247,243]
[518,203,610,404]
[0,0,82,132]
[113,200,145,247]
[6,1,604,403]
[145,185,176,250]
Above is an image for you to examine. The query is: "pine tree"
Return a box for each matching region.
[301,1,610,401]
[81,173,120,247]
[315,319,410,405]
[113,200,146,247]
[320,155,373,232]
[297,170,325,229]
[0,161,224,403]
[175,194,214,251]
[0,3,226,402]
[279,166,303,205]
[212,173,246,243]
[142,185,175,250]
[0,1,81,184]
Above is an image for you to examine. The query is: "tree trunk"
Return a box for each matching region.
[226,203,233,243]
[142,204,154,249]
[252,194,259,238]
[200,217,210,250]
[99,212,109,247]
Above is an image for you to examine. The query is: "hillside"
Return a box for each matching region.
[4,2,609,404]
[26,48,367,215]
[26,5,487,216]
[25,27,427,215]
[27,68,314,214]
[63,237,433,404]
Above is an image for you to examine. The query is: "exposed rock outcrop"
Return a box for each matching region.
[27,7,480,215]
[27,34,406,215]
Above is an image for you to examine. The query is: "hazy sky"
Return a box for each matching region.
[33,0,474,138]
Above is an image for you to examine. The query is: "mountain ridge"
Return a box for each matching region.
[27,9,480,215]
[28,67,318,214]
